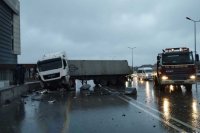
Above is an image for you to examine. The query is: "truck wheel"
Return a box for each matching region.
[160,85,166,91]
[63,84,69,91]
[40,81,46,89]
[70,79,76,88]
[184,84,192,91]
[153,77,159,89]
[100,79,108,86]
[110,79,117,86]
[94,79,100,85]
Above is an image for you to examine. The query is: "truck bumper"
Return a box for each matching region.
[161,79,196,85]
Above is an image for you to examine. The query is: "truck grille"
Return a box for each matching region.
[168,74,188,80]
[43,73,60,80]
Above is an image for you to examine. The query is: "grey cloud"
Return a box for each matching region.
[19,0,200,66]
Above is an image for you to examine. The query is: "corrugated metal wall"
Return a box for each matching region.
[68,60,131,76]
[0,0,17,64]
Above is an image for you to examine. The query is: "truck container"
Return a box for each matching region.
[68,60,131,86]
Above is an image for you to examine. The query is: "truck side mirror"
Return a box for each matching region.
[157,56,160,61]
[196,54,199,62]
[63,59,67,69]
[157,61,160,68]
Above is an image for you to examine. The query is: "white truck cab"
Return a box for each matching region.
[37,51,70,90]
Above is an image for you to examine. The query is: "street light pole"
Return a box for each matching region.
[186,17,200,90]
[186,17,200,63]
[128,47,136,73]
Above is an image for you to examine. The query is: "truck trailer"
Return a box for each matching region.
[68,60,131,86]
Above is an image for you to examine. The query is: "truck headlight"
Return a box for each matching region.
[190,75,196,79]
[162,76,168,80]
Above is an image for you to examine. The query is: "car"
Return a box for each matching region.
[137,67,153,81]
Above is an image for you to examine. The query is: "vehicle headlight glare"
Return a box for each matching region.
[162,76,168,80]
[190,75,195,79]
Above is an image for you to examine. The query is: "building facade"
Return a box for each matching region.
[0,0,20,83]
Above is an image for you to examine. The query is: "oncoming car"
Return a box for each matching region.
[137,67,153,81]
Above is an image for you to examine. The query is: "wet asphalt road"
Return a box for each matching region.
[1,79,200,133]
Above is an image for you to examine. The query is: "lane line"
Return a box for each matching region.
[118,96,185,132]
[103,87,200,132]
[126,94,200,131]
[123,95,200,132]
[61,95,71,133]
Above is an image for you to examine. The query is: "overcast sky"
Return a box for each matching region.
[18,0,200,66]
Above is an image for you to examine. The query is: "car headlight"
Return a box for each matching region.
[162,76,168,80]
[190,75,196,79]
[152,72,156,76]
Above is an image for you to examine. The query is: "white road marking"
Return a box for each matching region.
[103,87,200,132]
[123,95,200,132]
[118,96,185,132]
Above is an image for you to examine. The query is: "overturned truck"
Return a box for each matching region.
[68,60,131,86]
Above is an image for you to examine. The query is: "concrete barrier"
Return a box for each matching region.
[0,81,40,105]
[0,80,9,89]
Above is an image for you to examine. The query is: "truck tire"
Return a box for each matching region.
[94,79,100,85]
[100,79,108,86]
[40,81,47,89]
[110,79,117,86]
[160,84,166,91]
[153,76,159,89]
[184,84,192,91]
[69,79,76,88]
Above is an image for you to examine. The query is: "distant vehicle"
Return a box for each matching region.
[153,47,198,91]
[37,51,70,90]
[137,67,153,80]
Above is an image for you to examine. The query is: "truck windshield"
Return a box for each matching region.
[37,58,62,72]
[137,70,143,73]
[162,52,194,65]
[144,69,152,73]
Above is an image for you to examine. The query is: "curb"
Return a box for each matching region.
[0,81,41,105]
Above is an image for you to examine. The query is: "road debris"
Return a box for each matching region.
[48,100,56,104]
[21,95,29,98]
[4,100,11,105]
[125,87,137,95]
[122,114,126,117]
[80,84,91,90]
[85,93,91,96]
[31,95,43,101]
[36,89,48,95]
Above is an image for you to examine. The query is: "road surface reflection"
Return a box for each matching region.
[135,79,200,131]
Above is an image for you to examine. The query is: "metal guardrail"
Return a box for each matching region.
[0,64,37,85]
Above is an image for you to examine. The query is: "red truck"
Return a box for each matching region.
[153,47,199,91]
